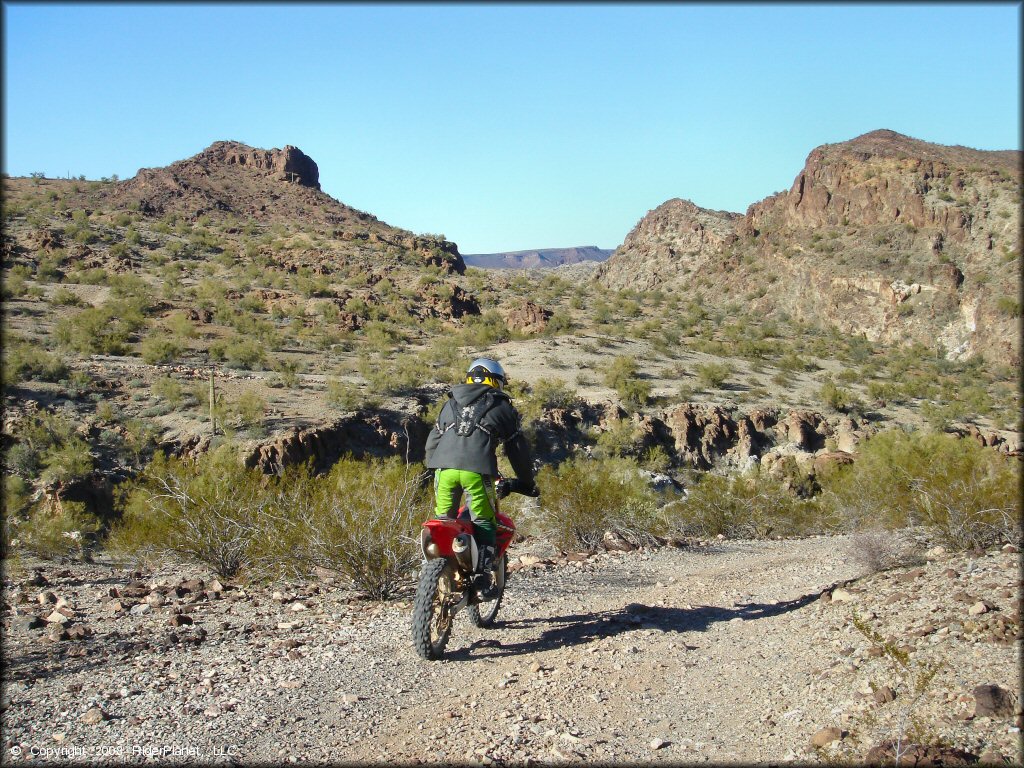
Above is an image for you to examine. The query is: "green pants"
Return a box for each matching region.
[434,468,497,547]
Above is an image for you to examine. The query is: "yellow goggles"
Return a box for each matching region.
[466,374,503,390]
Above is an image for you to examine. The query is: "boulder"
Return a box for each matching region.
[502,300,552,335]
[972,684,1015,718]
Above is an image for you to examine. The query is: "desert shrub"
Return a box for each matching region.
[108,447,273,578]
[53,303,145,355]
[110,450,425,596]
[2,335,68,387]
[820,377,860,413]
[261,457,427,598]
[994,296,1021,318]
[458,310,510,347]
[821,429,1020,550]
[326,378,381,411]
[230,390,267,429]
[14,501,101,561]
[666,471,826,539]
[151,376,184,407]
[514,378,582,428]
[38,437,94,487]
[223,337,266,370]
[50,287,85,306]
[165,311,197,339]
[593,418,642,460]
[845,530,924,574]
[603,355,650,406]
[530,456,663,551]
[140,333,185,364]
[695,361,731,390]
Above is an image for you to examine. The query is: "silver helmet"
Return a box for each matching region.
[466,357,507,387]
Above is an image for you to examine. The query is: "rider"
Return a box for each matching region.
[424,357,537,598]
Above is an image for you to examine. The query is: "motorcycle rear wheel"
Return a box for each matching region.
[412,558,456,660]
[468,552,506,627]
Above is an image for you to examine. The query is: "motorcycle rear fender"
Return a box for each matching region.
[421,518,479,570]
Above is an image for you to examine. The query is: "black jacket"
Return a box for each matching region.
[424,384,534,482]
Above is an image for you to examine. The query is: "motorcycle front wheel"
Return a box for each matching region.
[412,558,456,660]
[468,552,506,628]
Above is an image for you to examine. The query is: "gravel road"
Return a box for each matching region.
[2,535,1020,764]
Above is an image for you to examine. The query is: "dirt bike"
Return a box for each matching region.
[412,477,537,660]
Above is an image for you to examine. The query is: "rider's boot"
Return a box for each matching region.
[473,545,500,601]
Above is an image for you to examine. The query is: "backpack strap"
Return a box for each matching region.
[435,391,497,438]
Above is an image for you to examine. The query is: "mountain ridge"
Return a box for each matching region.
[463,245,613,269]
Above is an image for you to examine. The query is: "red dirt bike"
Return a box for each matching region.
[412,477,536,660]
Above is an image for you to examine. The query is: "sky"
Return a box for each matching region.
[3,3,1020,254]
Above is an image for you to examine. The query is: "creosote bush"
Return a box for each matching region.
[670,471,828,539]
[530,456,665,551]
[109,449,426,598]
[821,429,1020,550]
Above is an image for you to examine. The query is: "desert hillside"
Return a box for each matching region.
[597,130,1021,366]
[2,131,1021,766]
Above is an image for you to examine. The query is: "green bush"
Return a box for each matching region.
[109,449,426,597]
[263,457,427,598]
[140,333,185,364]
[819,377,859,413]
[50,287,85,307]
[151,376,184,407]
[230,390,267,429]
[821,429,1020,550]
[666,471,827,539]
[327,378,381,411]
[695,361,731,390]
[530,456,663,551]
[593,418,642,460]
[54,302,146,355]
[994,296,1021,318]
[108,447,272,578]
[223,338,266,369]
[603,355,650,406]
[2,335,68,387]
[14,501,100,561]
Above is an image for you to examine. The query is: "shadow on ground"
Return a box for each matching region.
[446,588,826,661]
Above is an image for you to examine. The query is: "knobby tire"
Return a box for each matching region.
[412,558,454,660]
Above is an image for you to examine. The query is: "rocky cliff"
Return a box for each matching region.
[598,130,1021,364]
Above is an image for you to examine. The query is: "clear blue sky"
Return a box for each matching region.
[3,3,1020,253]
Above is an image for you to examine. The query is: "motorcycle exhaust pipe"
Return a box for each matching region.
[451,534,474,571]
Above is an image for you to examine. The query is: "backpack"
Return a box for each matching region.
[437,391,497,438]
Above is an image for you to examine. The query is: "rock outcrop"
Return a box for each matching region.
[597,199,741,290]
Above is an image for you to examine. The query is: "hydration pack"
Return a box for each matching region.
[437,392,496,438]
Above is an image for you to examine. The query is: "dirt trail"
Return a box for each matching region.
[3,536,1019,765]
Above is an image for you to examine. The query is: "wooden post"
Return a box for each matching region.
[209,367,216,437]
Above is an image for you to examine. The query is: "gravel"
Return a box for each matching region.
[2,535,1019,764]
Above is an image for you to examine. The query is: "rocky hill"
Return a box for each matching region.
[464,246,613,270]
[597,130,1022,365]
[93,140,465,275]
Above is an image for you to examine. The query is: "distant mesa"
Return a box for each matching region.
[463,246,613,270]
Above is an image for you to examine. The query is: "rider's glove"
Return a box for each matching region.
[523,482,540,498]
